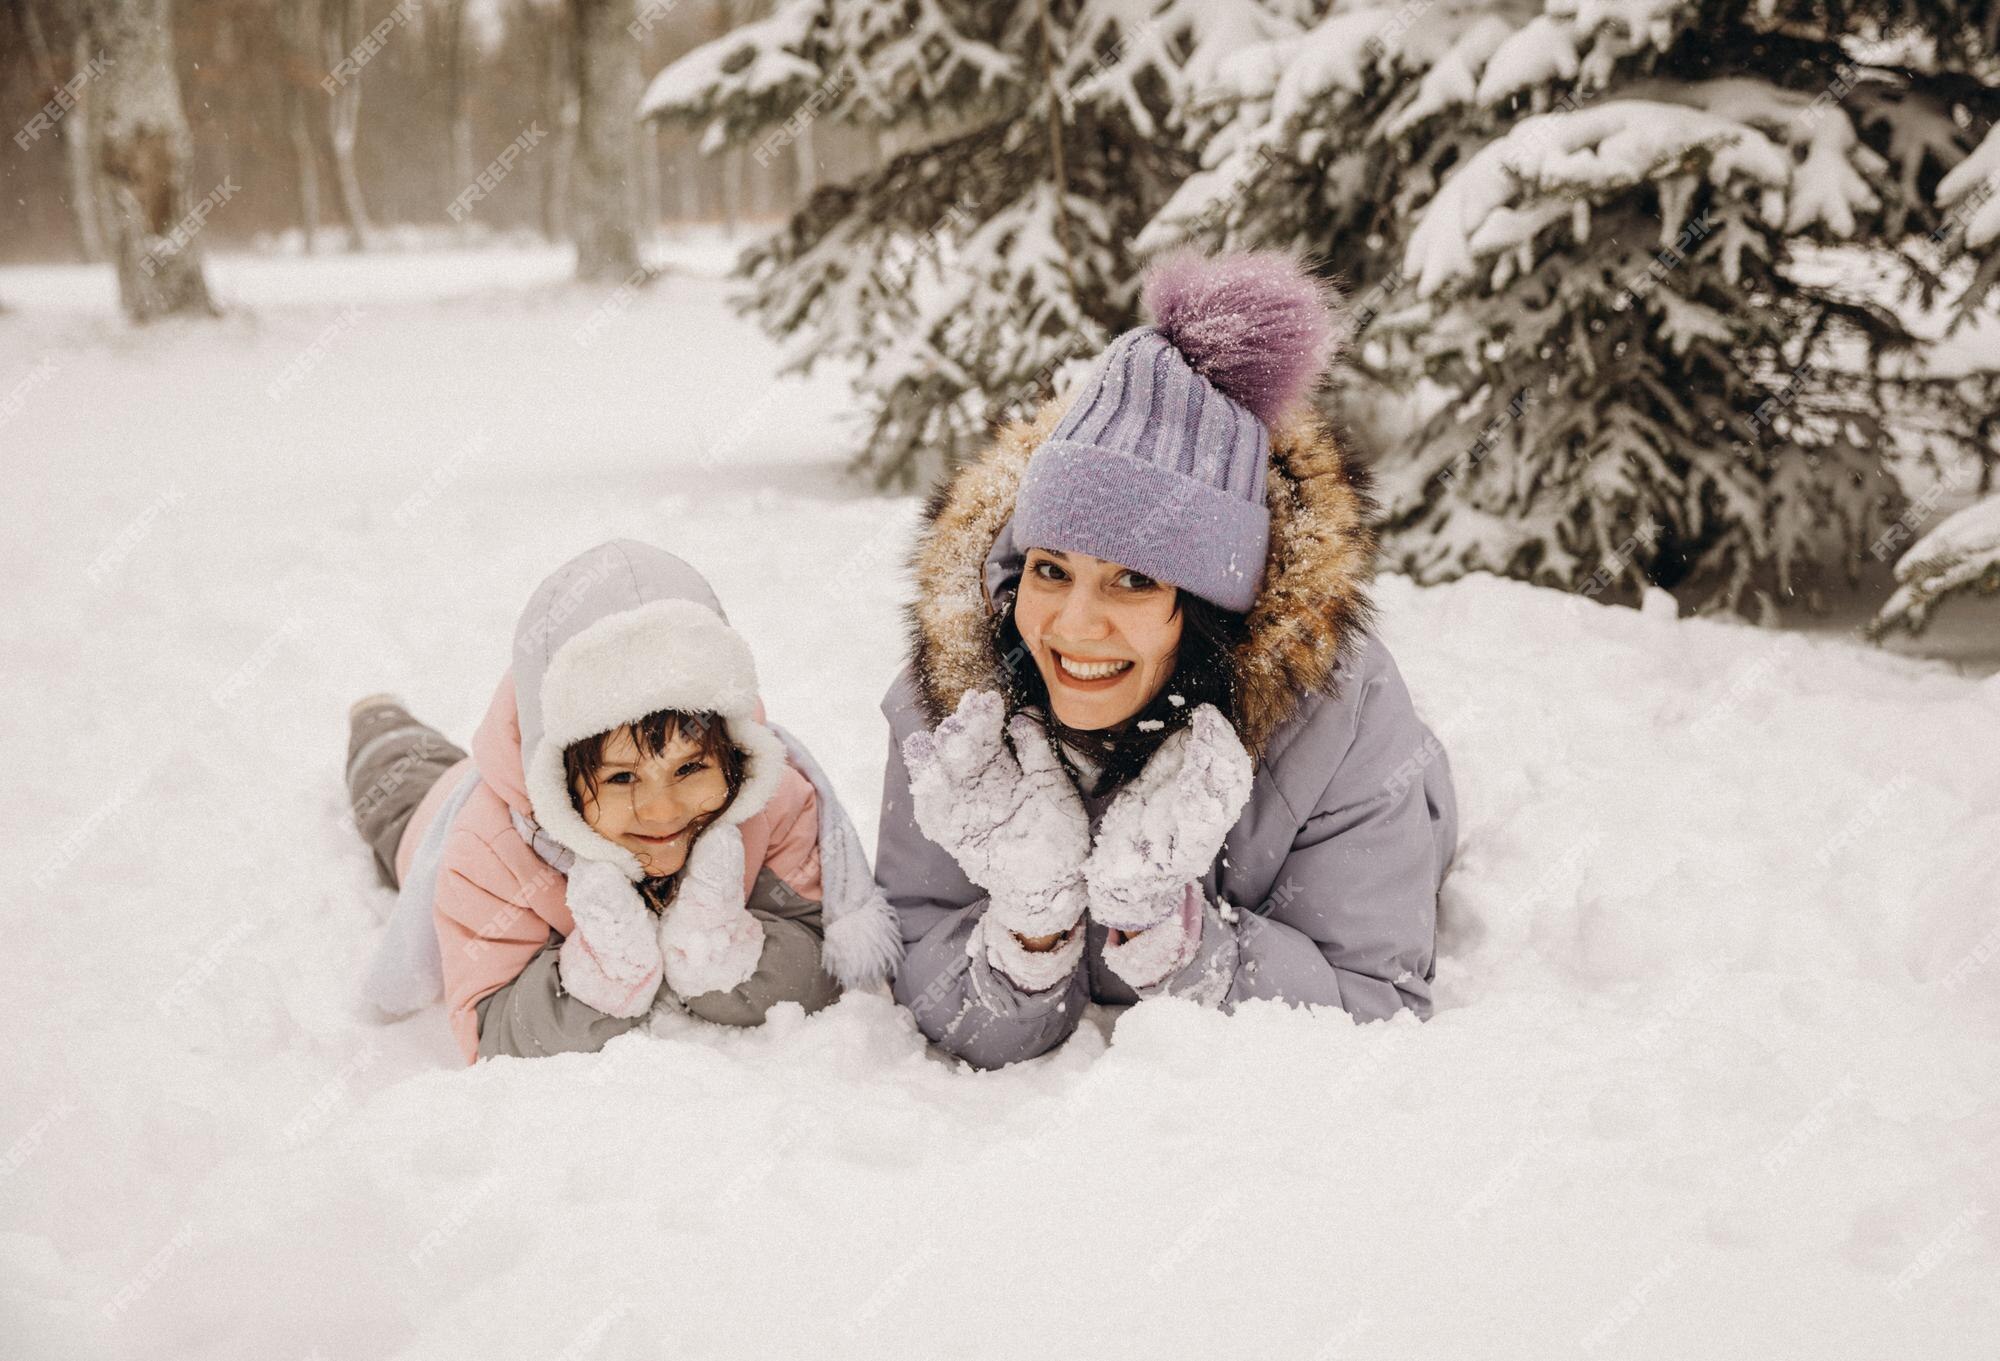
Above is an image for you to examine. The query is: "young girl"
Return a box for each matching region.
[347,538,900,1063]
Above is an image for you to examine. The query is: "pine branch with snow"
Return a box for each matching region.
[1868,492,2000,638]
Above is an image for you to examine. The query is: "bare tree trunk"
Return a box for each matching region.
[789,120,815,211]
[709,0,739,236]
[672,134,699,222]
[279,0,321,253]
[566,0,640,279]
[20,2,110,261]
[634,119,662,247]
[320,0,372,250]
[80,0,215,319]
[535,3,576,243]
[719,143,742,236]
[65,34,112,262]
[441,0,473,240]
[284,85,322,252]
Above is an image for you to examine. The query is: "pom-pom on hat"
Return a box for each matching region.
[1011,250,1343,612]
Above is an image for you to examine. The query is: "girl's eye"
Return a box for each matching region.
[1031,559,1068,582]
[606,771,636,785]
[1116,571,1158,591]
[675,760,708,779]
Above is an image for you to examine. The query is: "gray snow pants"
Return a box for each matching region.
[345,699,466,889]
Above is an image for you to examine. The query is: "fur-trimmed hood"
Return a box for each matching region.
[905,395,1380,760]
[508,540,789,879]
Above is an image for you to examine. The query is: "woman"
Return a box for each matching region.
[878,251,1458,1069]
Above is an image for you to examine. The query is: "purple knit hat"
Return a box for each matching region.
[1012,251,1343,613]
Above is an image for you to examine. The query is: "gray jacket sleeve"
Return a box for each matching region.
[879,670,1088,1070]
[476,871,842,1058]
[475,936,647,1060]
[1149,638,1454,1021]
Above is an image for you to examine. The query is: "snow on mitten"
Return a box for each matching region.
[1085,704,1253,932]
[1101,884,1204,990]
[901,690,1091,940]
[973,910,1087,993]
[559,858,666,1018]
[657,824,765,999]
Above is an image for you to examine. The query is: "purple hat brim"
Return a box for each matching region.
[1013,440,1270,614]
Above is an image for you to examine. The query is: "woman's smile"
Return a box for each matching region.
[1051,649,1136,687]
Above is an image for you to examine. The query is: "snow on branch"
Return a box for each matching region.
[1936,122,2000,252]
[1474,15,1580,106]
[639,0,824,125]
[1869,494,2000,639]
[1403,98,1791,295]
[640,0,1020,136]
[1402,73,1894,298]
[1061,0,1296,138]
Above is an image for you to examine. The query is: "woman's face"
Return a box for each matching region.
[574,723,732,876]
[1014,548,1183,731]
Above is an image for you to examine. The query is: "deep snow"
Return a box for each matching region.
[2,242,1996,1360]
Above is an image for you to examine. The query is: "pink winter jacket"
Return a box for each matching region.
[396,671,824,1064]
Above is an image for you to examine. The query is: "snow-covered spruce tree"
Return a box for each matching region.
[640,0,1290,488]
[1151,0,2000,613]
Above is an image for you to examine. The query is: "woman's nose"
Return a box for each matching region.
[1053,583,1112,639]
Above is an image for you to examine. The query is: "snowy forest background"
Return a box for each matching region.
[5,0,2000,635]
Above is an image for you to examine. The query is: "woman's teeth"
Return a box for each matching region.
[1057,653,1133,681]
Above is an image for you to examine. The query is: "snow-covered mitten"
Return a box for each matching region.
[974,909,1087,992]
[902,689,1091,968]
[1101,884,1205,991]
[1084,704,1254,932]
[657,824,764,998]
[558,858,665,1018]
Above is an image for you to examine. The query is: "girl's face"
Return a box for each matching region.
[574,723,732,876]
[1014,548,1183,731]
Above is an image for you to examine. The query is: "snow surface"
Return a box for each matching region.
[4,245,1999,1359]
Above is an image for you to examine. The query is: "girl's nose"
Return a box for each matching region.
[633,785,688,830]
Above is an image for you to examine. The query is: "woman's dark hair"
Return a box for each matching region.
[564,711,747,902]
[992,584,1249,790]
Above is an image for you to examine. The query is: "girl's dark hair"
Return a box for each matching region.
[564,711,747,902]
[992,585,1249,790]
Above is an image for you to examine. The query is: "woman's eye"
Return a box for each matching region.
[1117,571,1158,591]
[676,761,708,779]
[1031,560,1068,582]
[606,772,636,785]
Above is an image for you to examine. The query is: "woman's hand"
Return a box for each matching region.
[1014,929,1071,952]
[1085,704,1253,932]
[901,689,1091,937]
[904,690,1096,990]
[1101,887,1205,990]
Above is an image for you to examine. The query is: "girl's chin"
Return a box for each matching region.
[632,846,689,876]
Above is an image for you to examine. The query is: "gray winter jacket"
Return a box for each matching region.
[878,397,1459,1070]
